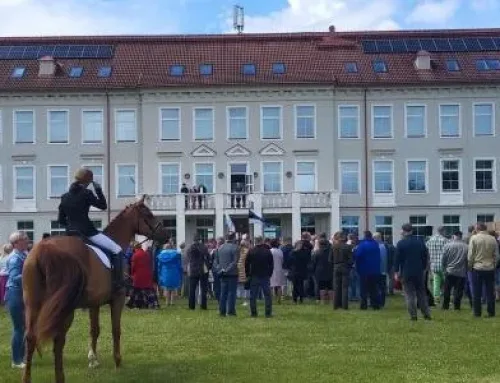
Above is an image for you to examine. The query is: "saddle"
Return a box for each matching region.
[65,231,114,267]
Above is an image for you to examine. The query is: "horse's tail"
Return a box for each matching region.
[33,242,87,345]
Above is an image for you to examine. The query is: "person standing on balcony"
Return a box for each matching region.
[180,183,189,209]
[214,232,240,317]
[198,183,207,209]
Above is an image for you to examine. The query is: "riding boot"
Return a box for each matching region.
[112,252,125,291]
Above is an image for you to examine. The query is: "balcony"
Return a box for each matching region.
[300,192,331,208]
[262,193,292,209]
[224,193,251,209]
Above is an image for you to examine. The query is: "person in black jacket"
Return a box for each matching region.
[312,234,334,304]
[186,235,210,310]
[289,236,312,304]
[58,168,124,291]
[245,236,274,317]
[331,232,354,310]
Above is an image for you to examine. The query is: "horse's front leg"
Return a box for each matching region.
[88,307,101,369]
[110,293,126,368]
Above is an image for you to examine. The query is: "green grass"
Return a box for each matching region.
[1,296,499,383]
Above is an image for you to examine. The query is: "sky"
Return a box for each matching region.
[0,0,499,36]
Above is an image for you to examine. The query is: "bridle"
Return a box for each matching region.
[135,207,164,247]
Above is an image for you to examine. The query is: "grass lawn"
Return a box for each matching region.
[1,296,500,383]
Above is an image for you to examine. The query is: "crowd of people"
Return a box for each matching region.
[1,221,500,368]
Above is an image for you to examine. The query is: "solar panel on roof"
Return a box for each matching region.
[478,37,496,50]
[68,45,85,58]
[82,45,99,58]
[53,45,70,57]
[23,46,40,59]
[449,38,467,51]
[463,37,481,51]
[494,37,500,49]
[38,45,55,57]
[0,46,10,59]
[8,46,26,59]
[0,44,114,59]
[97,45,113,58]
[376,40,392,53]
[404,39,422,52]
[420,39,437,52]
[434,39,452,51]
[362,40,377,53]
[390,40,407,53]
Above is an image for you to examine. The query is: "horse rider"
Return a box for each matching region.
[57,167,124,291]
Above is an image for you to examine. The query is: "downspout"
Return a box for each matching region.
[105,91,112,223]
[363,88,369,231]
[137,90,143,196]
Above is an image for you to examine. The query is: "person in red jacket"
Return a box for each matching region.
[126,243,160,309]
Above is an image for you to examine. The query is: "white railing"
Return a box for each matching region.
[262,193,292,209]
[224,193,250,209]
[185,193,215,210]
[148,193,215,210]
[300,192,331,208]
[148,194,177,210]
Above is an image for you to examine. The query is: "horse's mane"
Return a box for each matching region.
[104,200,142,233]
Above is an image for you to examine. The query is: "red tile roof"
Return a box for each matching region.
[1,28,500,92]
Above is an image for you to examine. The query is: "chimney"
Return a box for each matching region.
[414,50,431,70]
[38,56,56,77]
[329,25,336,33]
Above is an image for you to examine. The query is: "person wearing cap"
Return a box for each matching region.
[58,167,124,291]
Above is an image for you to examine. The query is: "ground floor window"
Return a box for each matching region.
[263,218,281,239]
[17,220,34,242]
[375,216,393,244]
[196,218,214,242]
[409,215,427,239]
[341,216,359,236]
[50,220,65,236]
[477,214,494,224]
[443,215,460,238]
[163,218,177,243]
[301,214,316,235]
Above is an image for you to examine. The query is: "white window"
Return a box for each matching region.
[405,105,426,137]
[48,165,69,198]
[160,163,180,194]
[473,103,494,136]
[477,214,495,223]
[50,220,65,236]
[372,105,392,138]
[439,104,460,138]
[14,110,34,143]
[48,110,69,144]
[82,110,103,143]
[160,108,180,141]
[409,215,427,238]
[474,159,495,192]
[17,221,34,242]
[14,165,35,200]
[340,161,360,194]
[301,215,316,235]
[261,106,281,140]
[441,159,460,192]
[341,216,359,235]
[407,160,427,193]
[295,105,315,139]
[296,161,316,192]
[116,164,137,197]
[83,165,104,191]
[443,215,460,238]
[193,108,214,141]
[373,161,393,194]
[115,110,137,142]
[375,216,393,244]
[227,107,248,139]
[338,105,359,139]
[194,163,214,193]
[262,162,282,192]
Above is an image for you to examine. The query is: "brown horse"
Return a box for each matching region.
[21,195,167,383]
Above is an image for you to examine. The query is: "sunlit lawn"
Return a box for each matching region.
[1,296,499,383]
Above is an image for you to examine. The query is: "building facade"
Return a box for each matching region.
[0,30,499,244]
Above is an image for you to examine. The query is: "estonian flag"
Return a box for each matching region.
[249,210,270,226]
[225,212,236,232]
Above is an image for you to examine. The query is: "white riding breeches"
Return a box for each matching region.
[89,233,122,255]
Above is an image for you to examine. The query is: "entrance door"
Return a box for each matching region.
[230,163,249,208]
[232,217,249,237]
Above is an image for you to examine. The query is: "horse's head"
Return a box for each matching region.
[126,195,169,245]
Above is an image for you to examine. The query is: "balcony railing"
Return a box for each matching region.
[149,194,176,210]
[262,193,293,209]
[300,192,331,208]
[149,193,215,211]
[224,193,251,209]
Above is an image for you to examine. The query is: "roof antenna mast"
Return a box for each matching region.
[233,5,244,34]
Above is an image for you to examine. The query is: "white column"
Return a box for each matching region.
[291,192,301,241]
[252,193,263,237]
[215,193,224,239]
[330,190,340,234]
[175,194,186,247]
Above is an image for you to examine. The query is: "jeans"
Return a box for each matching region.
[349,269,360,301]
[249,277,272,317]
[291,276,305,303]
[219,275,238,316]
[387,269,395,294]
[6,289,25,364]
[472,269,495,317]
[188,274,208,310]
[213,273,221,301]
[378,274,387,308]
[237,283,249,299]
[403,276,431,319]
[442,274,466,310]
[359,275,380,310]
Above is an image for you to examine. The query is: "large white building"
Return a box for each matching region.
[0,29,499,244]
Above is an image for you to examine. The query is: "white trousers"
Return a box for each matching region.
[89,233,122,254]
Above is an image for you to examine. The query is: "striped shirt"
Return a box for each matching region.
[426,235,449,273]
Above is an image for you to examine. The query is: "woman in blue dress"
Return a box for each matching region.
[5,231,30,369]
[157,242,182,306]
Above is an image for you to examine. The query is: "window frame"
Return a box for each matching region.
[409,215,428,239]
[47,164,69,199]
[443,215,461,238]
[371,104,393,139]
[477,214,495,223]
[339,160,361,195]
[158,162,181,195]
[404,103,427,138]
[260,105,283,141]
[13,109,35,144]
[69,66,83,78]
[192,107,215,142]
[261,161,283,193]
[47,109,70,144]
[115,163,138,198]
[81,109,104,144]
[439,103,461,138]
[13,164,36,201]
[295,160,317,192]
[341,215,359,236]
[338,104,360,139]
[114,108,137,143]
[406,159,429,194]
[193,162,215,194]
[199,63,213,76]
[372,160,394,195]
[446,59,460,72]
[473,157,496,193]
[17,220,34,242]
[372,59,388,73]
[375,215,393,244]
[11,67,26,78]
[159,107,181,142]
[294,104,316,139]
[82,163,105,192]
[473,102,495,137]
[226,106,249,140]
[440,158,462,193]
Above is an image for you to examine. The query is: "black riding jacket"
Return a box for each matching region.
[57,182,107,236]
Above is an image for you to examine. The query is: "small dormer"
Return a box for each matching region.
[38,56,56,77]
[414,50,431,71]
